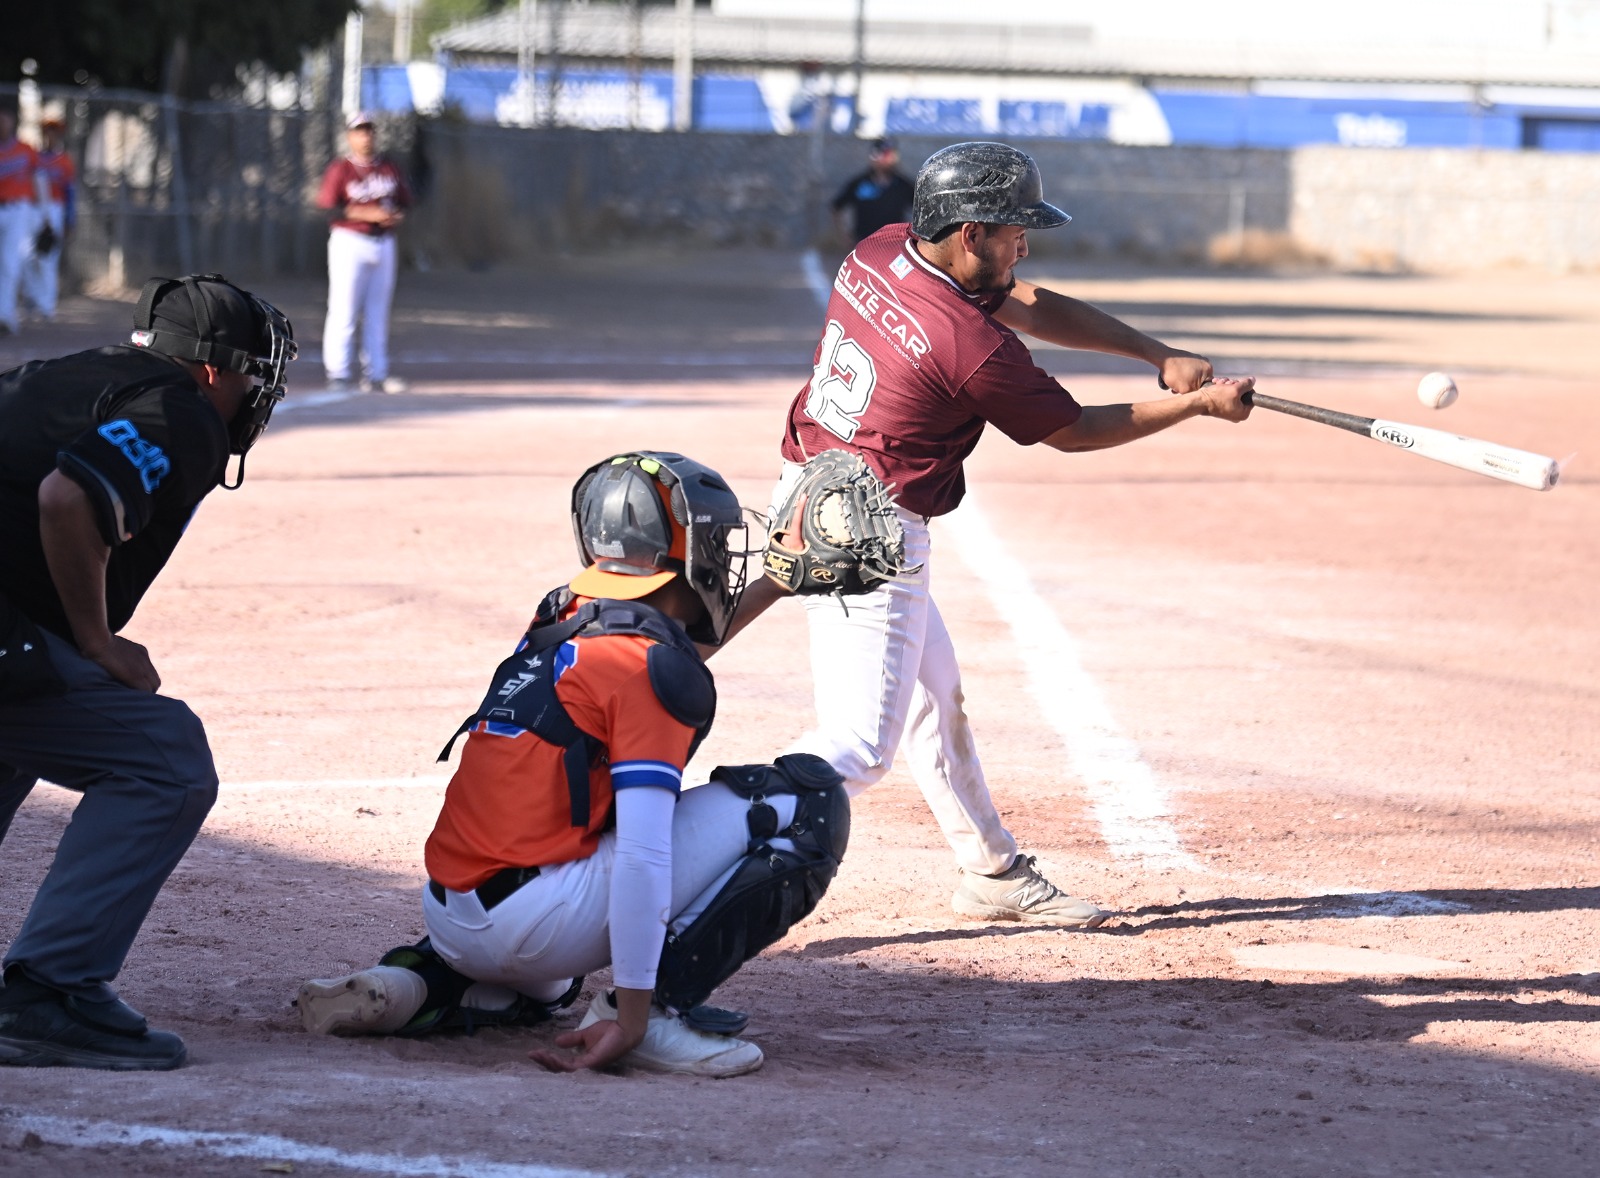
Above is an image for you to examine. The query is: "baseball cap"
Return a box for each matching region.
[569,473,687,600]
[347,111,376,129]
[871,136,897,154]
[133,275,268,370]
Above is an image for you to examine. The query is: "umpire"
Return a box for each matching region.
[0,274,296,1070]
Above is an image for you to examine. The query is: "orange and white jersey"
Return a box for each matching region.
[425,609,697,891]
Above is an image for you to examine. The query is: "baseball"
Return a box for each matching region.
[1417,371,1459,410]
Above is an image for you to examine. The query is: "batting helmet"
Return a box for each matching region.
[130,274,297,483]
[569,452,750,646]
[911,141,1071,241]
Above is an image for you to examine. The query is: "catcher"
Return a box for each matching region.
[297,452,851,1077]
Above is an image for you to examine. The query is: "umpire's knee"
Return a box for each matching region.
[144,696,220,819]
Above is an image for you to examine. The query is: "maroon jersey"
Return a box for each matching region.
[316,155,412,236]
[782,223,1082,518]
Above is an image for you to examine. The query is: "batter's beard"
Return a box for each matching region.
[972,268,1017,297]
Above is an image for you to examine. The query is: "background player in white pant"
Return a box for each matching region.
[316,112,412,394]
[20,116,75,323]
[0,106,40,337]
[736,141,1254,926]
[296,452,850,1078]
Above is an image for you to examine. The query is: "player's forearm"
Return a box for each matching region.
[37,471,115,653]
[612,987,652,1041]
[997,283,1184,366]
[1043,394,1207,453]
[608,786,675,999]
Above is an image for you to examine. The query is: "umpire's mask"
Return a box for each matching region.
[131,273,298,488]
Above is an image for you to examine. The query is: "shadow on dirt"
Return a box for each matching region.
[1117,886,1600,932]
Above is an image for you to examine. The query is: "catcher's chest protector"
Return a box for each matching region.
[438,588,716,829]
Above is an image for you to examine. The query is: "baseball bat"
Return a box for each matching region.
[1241,391,1561,492]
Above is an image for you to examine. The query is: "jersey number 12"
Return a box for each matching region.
[805,319,878,442]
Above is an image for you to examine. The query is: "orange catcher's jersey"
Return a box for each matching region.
[781,223,1083,518]
[424,607,697,890]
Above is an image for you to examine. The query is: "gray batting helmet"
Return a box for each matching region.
[911,141,1071,241]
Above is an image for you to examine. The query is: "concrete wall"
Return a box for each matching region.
[1291,146,1600,273]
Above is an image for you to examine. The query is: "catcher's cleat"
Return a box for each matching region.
[296,965,428,1036]
[952,855,1109,928]
[576,991,764,1078]
[0,971,186,1071]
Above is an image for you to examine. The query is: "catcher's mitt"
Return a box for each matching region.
[763,450,921,595]
[33,224,58,257]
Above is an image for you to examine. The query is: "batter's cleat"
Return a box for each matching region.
[380,375,409,394]
[0,972,186,1071]
[952,854,1110,927]
[324,376,354,392]
[296,965,428,1036]
[577,991,764,1078]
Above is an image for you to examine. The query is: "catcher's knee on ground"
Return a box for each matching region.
[296,938,582,1037]
[655,754,850,1013]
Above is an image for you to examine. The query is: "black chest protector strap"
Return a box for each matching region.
[437,589,716,829]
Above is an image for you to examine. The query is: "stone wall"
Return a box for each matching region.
[1290,146,1600,272]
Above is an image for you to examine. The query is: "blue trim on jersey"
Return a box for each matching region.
[610,760,683,793]
[553,640,578,683]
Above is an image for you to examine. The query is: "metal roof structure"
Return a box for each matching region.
[431,5,1600,88]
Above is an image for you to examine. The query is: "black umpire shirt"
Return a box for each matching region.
[831,169,915,243]
[0,346,230,640]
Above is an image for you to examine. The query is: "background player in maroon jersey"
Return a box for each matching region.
[316,112,412,394]
[742,140,1253,926]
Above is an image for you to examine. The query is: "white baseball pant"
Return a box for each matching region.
[771,462,1019,876]
[0,200,34,332]
[19,199,64,319]
[322,226,397,382]
[421,781,797,1004]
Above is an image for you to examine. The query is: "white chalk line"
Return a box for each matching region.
[801,247,832,308]
[277,388,359,413]
[5,1114,608,1178]
[939,497,1201,871]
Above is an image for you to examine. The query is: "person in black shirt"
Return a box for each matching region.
[0,274,296,1070]
[830,137,915,244]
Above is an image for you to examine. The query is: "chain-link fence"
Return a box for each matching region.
[0,81,1340,287]
[2,83,364,291]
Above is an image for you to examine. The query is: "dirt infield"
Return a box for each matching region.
[1,255,1597,1176]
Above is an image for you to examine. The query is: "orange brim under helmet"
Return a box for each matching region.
[569,475,686,600]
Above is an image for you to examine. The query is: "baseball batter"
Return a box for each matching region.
[296,453,850,1077]
[316,112,412,393]
[738,141,1254,925]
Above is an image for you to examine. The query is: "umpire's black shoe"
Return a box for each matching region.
[0,971,186,1071]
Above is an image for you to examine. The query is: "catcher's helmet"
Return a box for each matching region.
[569,452,750,646]
[130,273,297,486]
[911,141,1070,241]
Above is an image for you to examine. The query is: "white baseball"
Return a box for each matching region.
[1417,371,1458,410]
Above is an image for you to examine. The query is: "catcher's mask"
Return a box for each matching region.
[568,452,750,646]
[911,141,1070,242]
[130,273,298,489]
